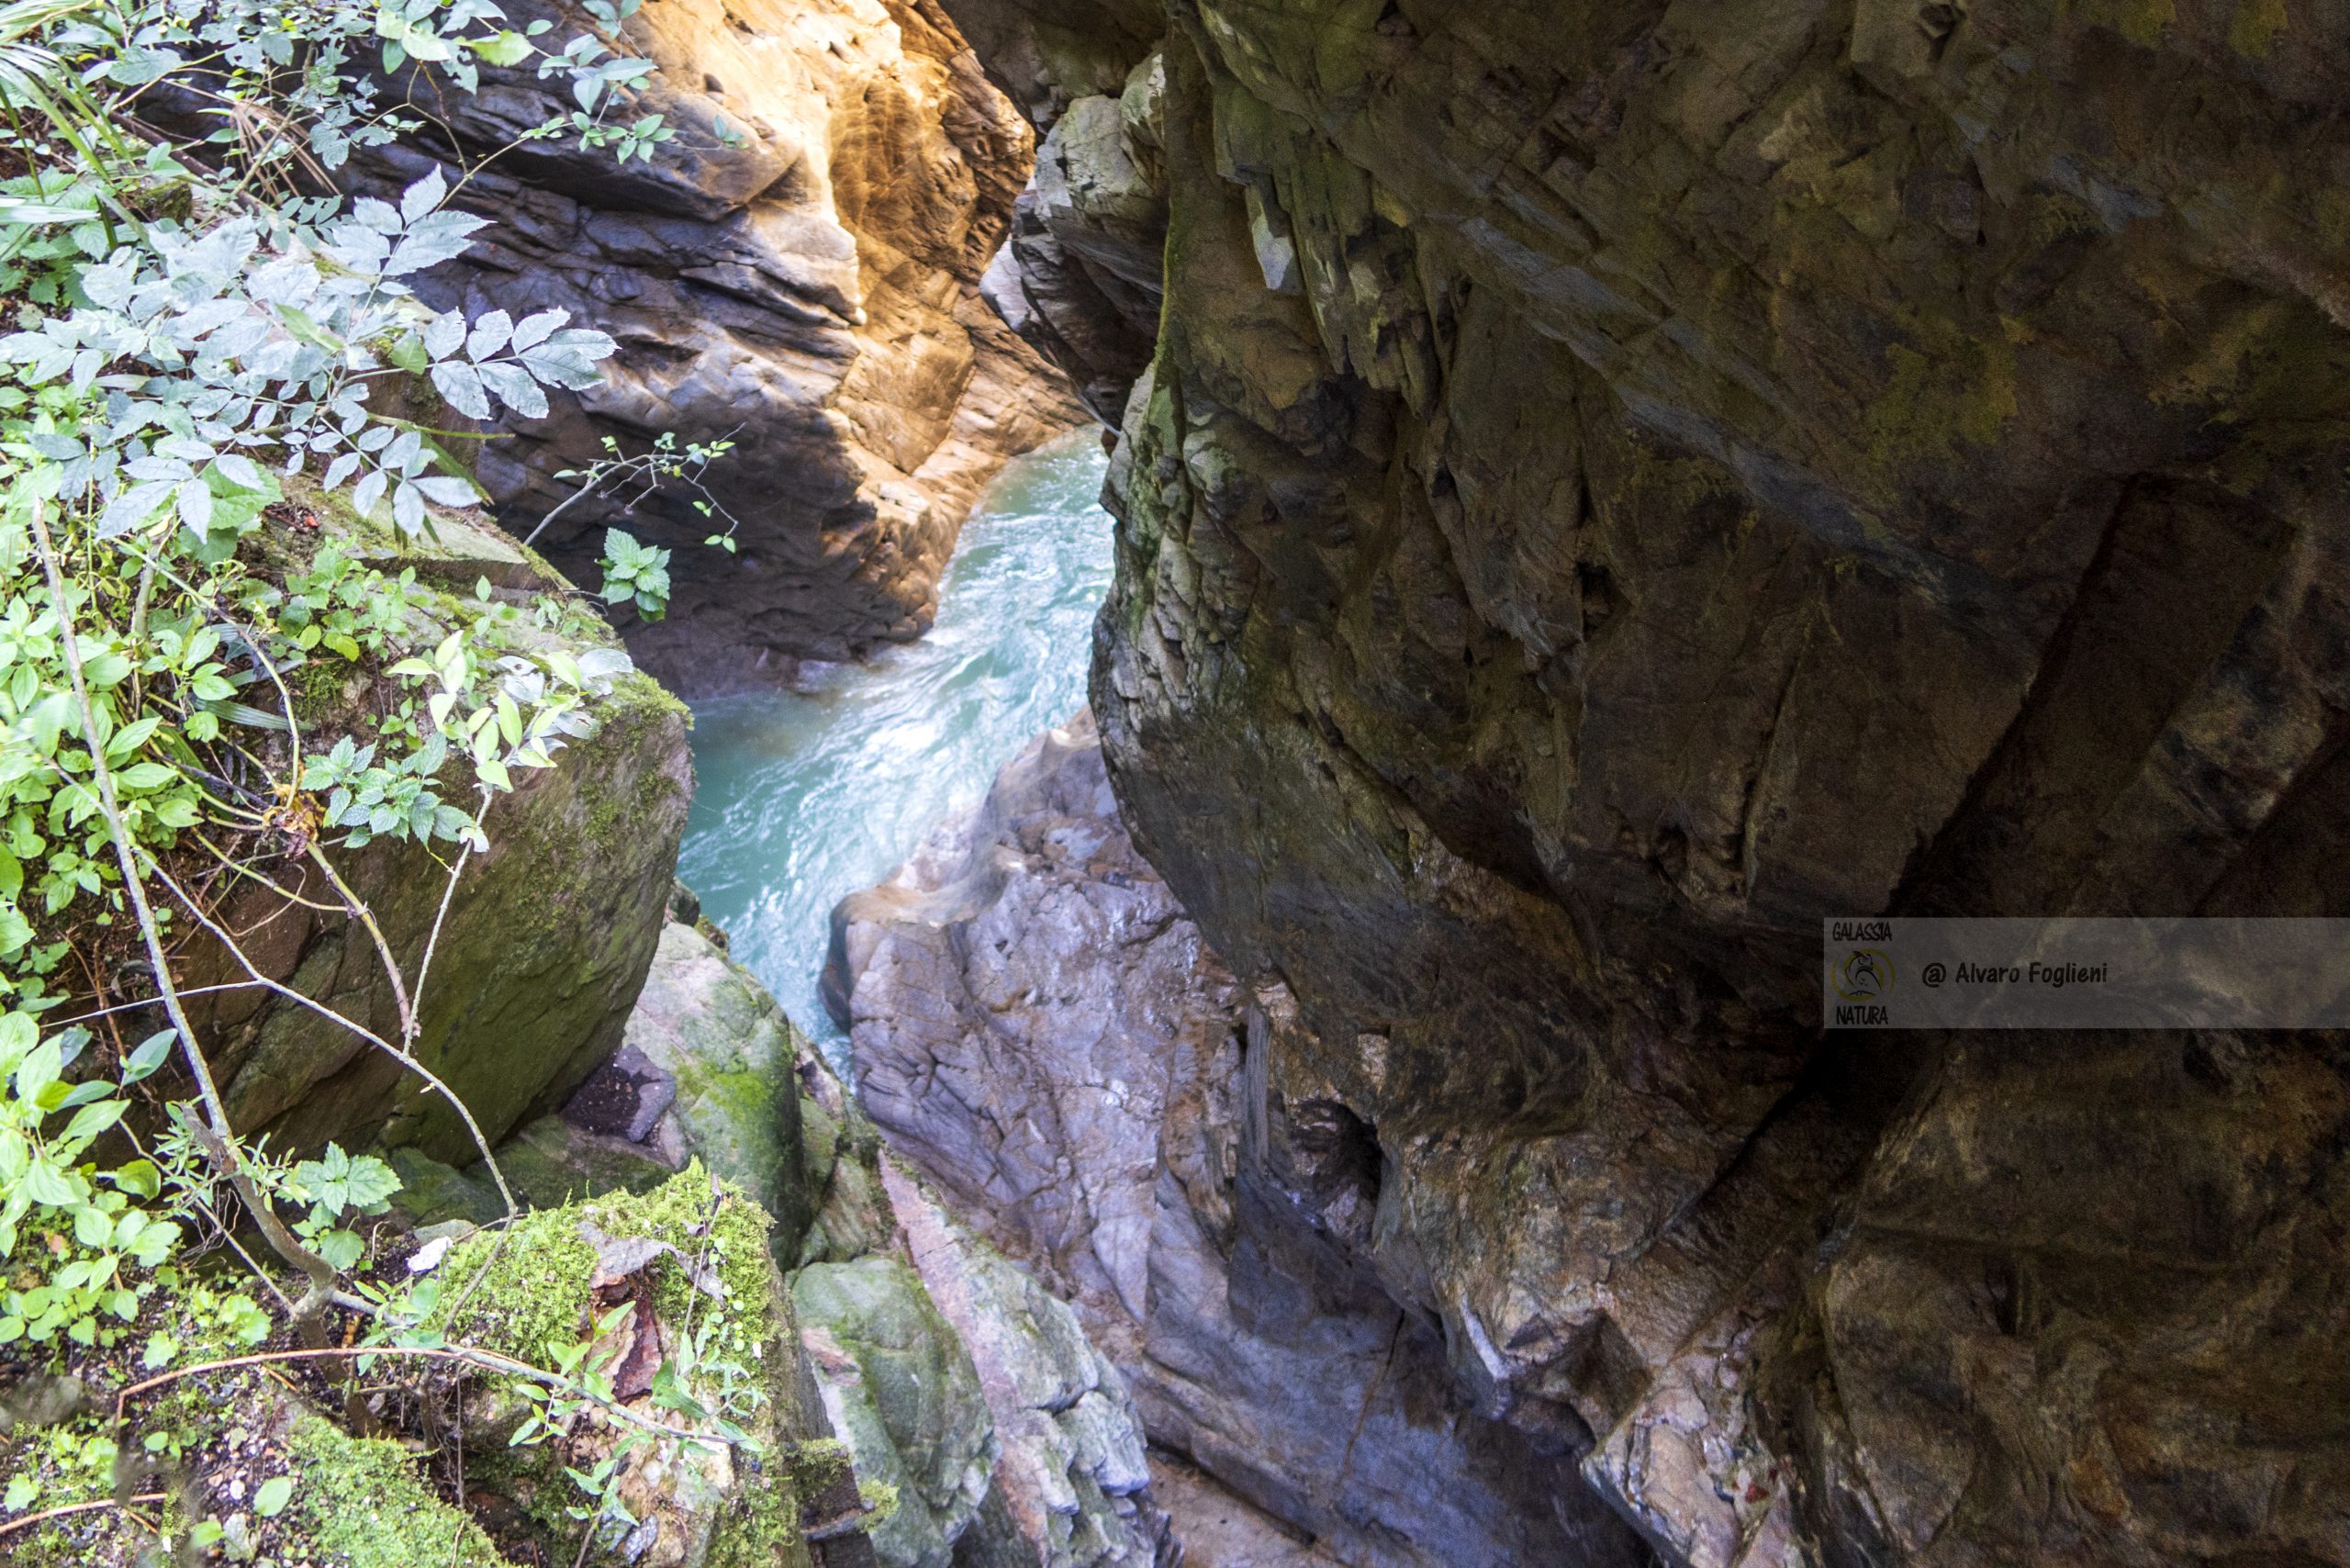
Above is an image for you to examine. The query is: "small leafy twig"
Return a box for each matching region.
[520,428,744,550]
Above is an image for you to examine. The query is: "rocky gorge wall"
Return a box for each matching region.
[859,3,2350,1566]
[174,1,2348,1562]
[830,715,1644,1568]
[352,0,1086,693]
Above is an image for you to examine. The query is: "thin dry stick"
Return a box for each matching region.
[130,845,519,1233]
[0,1493,169,1541]
[190,831,346,913]
[41,980,263,1029]
[394,790,523,1325]
[114,1347,729,1450]
[408,790,488,1040]
[29,502,341,1339]
[303,842,415,1038]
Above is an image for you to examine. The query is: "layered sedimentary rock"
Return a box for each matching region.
[354,0,1084,693]
[831,717,1642,1568]
[893,6,2350,1566]
[952,0,1169,426]
[980,51,1169,422]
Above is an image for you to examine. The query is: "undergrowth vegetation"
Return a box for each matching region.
[0,0,800,1561]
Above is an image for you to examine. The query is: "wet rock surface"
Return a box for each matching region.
[832,717,1644,1568]
[878,1157,1176,1568]
[796,1042,1177,1568]
[796,1250,1003,1568]
[826,711,1220,1364]
[395,898,1176,1568]
[910,5,2350,1567]
[352,0,1086,693]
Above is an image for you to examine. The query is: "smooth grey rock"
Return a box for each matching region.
[797,1032,1175,1568]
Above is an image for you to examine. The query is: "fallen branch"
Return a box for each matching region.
[115,1346,733,1450]
[0,1493,169,1541]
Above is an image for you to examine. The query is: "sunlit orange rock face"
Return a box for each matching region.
[360,0,1086,694]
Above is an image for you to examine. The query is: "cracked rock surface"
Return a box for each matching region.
[831,714,1643,1568]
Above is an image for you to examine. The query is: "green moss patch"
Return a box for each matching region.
[285,1412,517,1568]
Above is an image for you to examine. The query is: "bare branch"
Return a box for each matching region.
[28,501,341,1341]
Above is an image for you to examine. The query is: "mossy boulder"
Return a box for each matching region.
[177,491,693,1165]
[281,1412,520,1568]
[791,1257,999,1568]
[0,1377,524,1568]
[476,1112,679,1209]
[791,1036,900,1270]
[441,918,823,1261]
[0,1168,856,1568]
[0,1266,517,1568]
[614,920,815,1259]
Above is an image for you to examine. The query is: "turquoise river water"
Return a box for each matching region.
[676,430,1115,1059]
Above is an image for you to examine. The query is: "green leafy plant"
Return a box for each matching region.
[0,1011,182,1347]
[0,0,763,1552]
[598,526,671,620]
[276,1142,401,1271]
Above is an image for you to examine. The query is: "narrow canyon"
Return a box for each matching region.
[2,4,2344,1568]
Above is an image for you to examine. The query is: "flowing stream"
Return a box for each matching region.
[676,429,1114,1063]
